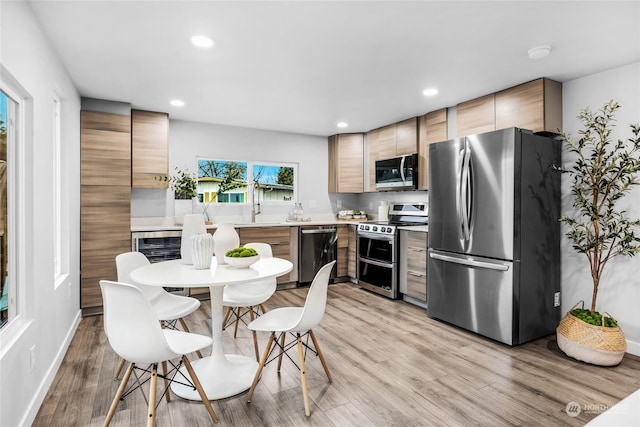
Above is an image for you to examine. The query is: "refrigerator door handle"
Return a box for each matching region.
[456,147,465,241]
[460,142,472,241]
[430,252,510,271]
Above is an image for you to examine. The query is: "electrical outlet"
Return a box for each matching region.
[336,199,342,208]
[554,292,561,307]
[30,345,36,372]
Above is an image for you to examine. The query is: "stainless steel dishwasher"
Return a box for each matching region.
[298,226,337,284]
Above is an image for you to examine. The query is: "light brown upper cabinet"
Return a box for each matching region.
[80,111,131,313]
[131,109,169,188]
[495,78,562,134]
[418,108,448,190]
[456,94,496,137]
[328,133,364,193]
[367,117,418,191]
[457,78,562,138]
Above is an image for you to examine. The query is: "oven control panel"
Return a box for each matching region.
[358,223,396,234]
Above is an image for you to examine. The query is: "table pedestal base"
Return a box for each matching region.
[171,354,259,400]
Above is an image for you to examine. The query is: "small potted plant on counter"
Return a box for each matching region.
[556,100,640,366]
[156,167,199,224]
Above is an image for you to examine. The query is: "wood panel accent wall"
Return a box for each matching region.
[80,111,131,312]
[418,108,448,190]
[131,110,169,188]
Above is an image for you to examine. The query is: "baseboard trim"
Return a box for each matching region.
[21,309,82,427]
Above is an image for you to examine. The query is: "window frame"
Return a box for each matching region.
[196,157,298,206]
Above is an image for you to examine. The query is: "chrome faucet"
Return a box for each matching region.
[250,181,261,223]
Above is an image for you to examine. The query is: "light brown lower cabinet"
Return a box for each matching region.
[336,225,349,278]
[399,230,428,303]
[239,226,296,284]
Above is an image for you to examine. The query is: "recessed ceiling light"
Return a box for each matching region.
[337,122,348,128]
[191,35,214,49]
[170,99,185,107]
[528,45,551,60]
[422,88,439,97]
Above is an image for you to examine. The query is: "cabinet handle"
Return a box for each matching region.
[408,272,426,277]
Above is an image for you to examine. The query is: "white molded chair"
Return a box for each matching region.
[246,260,336,417]
[100,280,218,426]
[114,251,203,378]
[222,242,277,361]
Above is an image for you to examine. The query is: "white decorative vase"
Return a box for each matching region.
[181,214,206,264]
[191,233,215,269]
[213,223,240,265]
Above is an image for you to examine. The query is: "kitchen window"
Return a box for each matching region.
[196,158,297,205]
[0,89,16,329]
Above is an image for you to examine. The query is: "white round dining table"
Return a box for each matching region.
[130,256,293,400]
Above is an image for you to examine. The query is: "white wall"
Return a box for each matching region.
[561,62,640,355]
[132,119,333,223]
[0,2,81,426]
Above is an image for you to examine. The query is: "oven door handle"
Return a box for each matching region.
[358,257,393,269]
[357,231,394,242]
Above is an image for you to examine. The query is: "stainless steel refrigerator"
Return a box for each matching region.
[427,128,561,345]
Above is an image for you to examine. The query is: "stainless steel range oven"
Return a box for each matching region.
[357,202,428,299]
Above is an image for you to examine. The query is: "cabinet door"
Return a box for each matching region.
[132,110,169,189]
[395,117,418,155]
[495,78,562,134]
[456,94,496,137]
[347,225,357,279]
[328,135,338,193]
[418,109,448,190]
[399,230,428,302]
[239,227,293,284]
[328,133,363,194]
[335,225,349,278]
[80,111,131,312]
[337,134,364,193]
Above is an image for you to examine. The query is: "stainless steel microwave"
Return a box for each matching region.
[375,153,418,191]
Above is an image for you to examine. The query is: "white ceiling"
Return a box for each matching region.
[28,1,640,137]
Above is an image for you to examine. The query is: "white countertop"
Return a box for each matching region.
[131,216,364,232]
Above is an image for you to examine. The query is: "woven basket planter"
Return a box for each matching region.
[556,301,627,366]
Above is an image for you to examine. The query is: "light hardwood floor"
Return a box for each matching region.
[34,283,640,426]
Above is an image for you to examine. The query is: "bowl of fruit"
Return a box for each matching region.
[224,247,260,268]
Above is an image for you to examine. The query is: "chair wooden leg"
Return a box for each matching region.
[259,303,268,314]
[248,307,259,361]
[247,332,275,403]
[276,332,286,372]
[104,362,134,427]
[161,361,171,403]
[178,318,203,358]
[309,330,332,382]
[296,334,311,417]
[113,358,126,380]
[183,356,219,423]
[147,364,158,427]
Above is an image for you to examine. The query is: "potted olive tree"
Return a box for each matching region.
[556,100,640,366]
[156,167,198,223]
